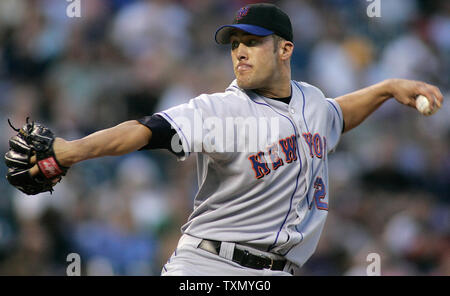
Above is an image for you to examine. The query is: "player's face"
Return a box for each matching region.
[230,31,279,90]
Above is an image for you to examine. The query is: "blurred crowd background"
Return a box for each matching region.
[0,0,448,275]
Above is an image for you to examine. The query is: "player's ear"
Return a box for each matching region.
[279,40,294,61]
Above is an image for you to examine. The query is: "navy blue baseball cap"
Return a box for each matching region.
[215,3,293,44]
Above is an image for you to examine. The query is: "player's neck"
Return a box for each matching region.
[253,65,292,98]
[253,80,291,99]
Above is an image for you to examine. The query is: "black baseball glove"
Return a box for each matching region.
[4,118,69,195]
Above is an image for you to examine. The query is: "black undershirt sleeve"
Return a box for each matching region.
[137,114,185,157]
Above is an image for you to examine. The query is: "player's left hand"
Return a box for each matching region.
[4,118,70,195]
[387,78,443,111]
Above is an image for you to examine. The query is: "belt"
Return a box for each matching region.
[198,239,287,271]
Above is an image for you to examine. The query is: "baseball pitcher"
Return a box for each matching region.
[4,3,443,276]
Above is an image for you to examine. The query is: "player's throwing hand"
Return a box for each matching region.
[388,78,443,112]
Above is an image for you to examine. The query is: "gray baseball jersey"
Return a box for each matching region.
[157,79,343,267]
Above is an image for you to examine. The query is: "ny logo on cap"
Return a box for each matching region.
[235,6,250,21]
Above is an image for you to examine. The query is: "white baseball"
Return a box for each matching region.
[416,95,436,116]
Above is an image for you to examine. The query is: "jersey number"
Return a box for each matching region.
[311,177,328,211]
